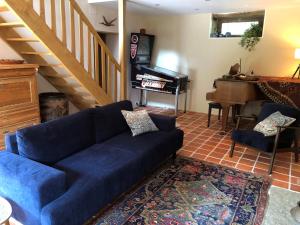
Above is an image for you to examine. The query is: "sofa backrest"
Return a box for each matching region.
[4,133,18,154]
[16,109,94,165]
[258,103,300,124]
[93,100,133,143]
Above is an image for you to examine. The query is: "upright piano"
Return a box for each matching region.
[206,77,300,132]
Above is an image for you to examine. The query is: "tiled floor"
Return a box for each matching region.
[144,106,300,192]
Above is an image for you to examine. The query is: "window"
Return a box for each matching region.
[210,11,265,38]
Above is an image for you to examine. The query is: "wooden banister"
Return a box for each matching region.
[4,0,125,104]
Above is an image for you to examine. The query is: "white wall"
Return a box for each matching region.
[130,6,300,113]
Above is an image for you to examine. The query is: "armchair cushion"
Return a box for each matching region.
[254,111,296,136]
[232,129,294,152]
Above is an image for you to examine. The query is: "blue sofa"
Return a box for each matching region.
[0,100,184,225]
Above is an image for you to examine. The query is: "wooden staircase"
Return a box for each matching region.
[0,0,125,109]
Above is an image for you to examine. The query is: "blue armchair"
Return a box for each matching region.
[230,103,300,174]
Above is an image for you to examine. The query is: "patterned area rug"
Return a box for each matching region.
[87,157,271,225]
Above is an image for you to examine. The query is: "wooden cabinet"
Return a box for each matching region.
[0,64,40,149]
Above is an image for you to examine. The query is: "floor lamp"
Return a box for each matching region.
[292,48,300,79]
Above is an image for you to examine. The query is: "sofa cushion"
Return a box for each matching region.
[93,100,133,143]
[103,129,184,171]
[121,110,159,136]
[42,144,144,225]
[16,109,94,165]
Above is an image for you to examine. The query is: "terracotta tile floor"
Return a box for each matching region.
[144,106,300,192]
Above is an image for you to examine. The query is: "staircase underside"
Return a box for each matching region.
[0,0,120,110]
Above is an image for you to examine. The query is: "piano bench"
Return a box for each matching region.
[208,102,222,127]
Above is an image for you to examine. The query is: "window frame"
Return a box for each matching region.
[210,10,265,38]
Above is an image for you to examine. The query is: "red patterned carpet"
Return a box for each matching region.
[143,106,300,192]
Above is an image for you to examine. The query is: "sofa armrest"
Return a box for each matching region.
[0,151,66,215]
[149,113,176,131]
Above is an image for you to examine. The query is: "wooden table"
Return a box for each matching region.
[0,197,12,225]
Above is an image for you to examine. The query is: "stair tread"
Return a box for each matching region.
[6,38,39,42]
[21,51,52,55]
[39,64,64,67]
[44,73,70,78]
[0,22,23,27]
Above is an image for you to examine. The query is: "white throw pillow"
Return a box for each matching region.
[254,111,296,137]
[121,110,159,136]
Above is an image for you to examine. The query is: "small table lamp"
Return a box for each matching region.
[292,48,300,79]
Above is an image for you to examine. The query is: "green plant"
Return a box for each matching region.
[239,23,263,51]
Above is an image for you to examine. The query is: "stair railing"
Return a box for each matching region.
[7,0,124,102]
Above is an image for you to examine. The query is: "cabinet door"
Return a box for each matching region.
[0,105,40,127]
[0,75,38,111]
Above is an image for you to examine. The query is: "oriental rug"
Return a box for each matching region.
[87,157,271,225]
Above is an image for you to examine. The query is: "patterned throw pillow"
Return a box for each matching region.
[121,110,159,136]
[254,111,296,137]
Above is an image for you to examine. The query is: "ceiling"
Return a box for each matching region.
[88,0,300,15]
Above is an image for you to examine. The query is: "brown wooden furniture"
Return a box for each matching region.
[206,79,259,132]
[0,64,40,149]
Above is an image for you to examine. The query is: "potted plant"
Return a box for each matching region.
[239,23,263,51]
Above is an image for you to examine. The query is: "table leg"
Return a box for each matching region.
[220,104,231,134]
[174,85,180,117]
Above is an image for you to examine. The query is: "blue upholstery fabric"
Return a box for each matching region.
[103,129,184,172]
[4,133,18,154]
[258,103,300,123]
[16,109,94,164]
[0,151,66,225]
[149,113,176,131]
[42,144,145,225]
[94,100,133,143]
[232,103,300,152]
[0,101,184,225]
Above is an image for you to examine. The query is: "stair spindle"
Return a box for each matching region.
[101,47,106,91]
[50,0,56,34]
[88,31,92,74]
[80,19,84,65]
[107,56,112,97]
[39,0,45,21]
[61,0,66,45]
[94,38,99,85]
[70,4,75,56]
[114,65,118,101]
